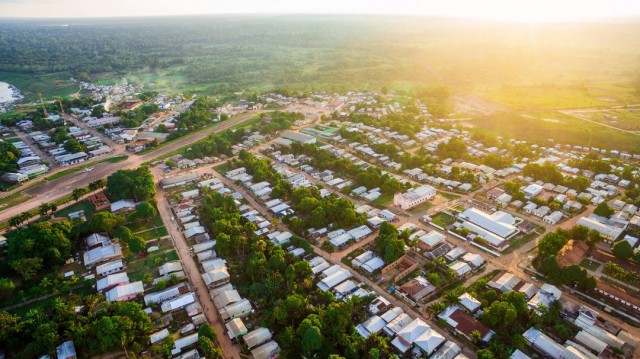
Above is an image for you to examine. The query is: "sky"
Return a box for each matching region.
[1,0,640,21]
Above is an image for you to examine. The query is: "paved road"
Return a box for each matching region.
[0,112,259,223]
[155,186,242,359]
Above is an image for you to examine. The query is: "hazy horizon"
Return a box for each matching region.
[1,0,640,22]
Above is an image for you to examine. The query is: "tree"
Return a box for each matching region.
[91,105,106,117]
[613,240,633,259]
[198,324,217,341]
[133,202,157,222]
[156,124,169,133]
[63,138,87,153]
[165,159,176,168]
[72,187,89,201]
[301,326,323,356]
[39,203,52,217]
[0,278,15,294]
[127,236,146,254]
[89,212,125,234]
[10,258,43,281]
[105,166,156,202]
[594,202,614,218]
[477,349,496,359]
[89,179,107,191]
[115,226,132,241]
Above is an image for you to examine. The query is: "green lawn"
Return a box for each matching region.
[136,226,169,241]
[0,192,33,210]
[408,201,432,213]
[126,249,178,282]
[0,71,79,102]
[502,226,545,255]
[478,84,616,110]
[439,192,461,201]
[54,200,96,220]
[371,193,394,207]
[431,212,455,228]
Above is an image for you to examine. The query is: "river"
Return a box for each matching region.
[0,81,22,104]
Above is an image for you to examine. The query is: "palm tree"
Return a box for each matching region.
[443,290,461,306]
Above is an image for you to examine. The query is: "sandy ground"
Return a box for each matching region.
[451,93,509,116]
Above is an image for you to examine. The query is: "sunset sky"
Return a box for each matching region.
[1,0,639,21]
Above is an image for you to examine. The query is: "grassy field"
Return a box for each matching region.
[0,192,33,210]
[408,201,432,213]
[576,108,640,132]
[502,226,545,255]
[478,84,617,110]
[472,110,640,152]
[430,212,455,228]
[371,193,394,207]
[0,71,79,102]
[54,200,96,220]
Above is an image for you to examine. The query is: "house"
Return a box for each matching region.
[398,276,436,302]
[150,329,170,345]
[281,130,316,144]
[448,261,472,277]
[96,272,130,293]
[83,243,123,267]
[87,192,111,211]
[171,333,199,355]
[438,306,494,344]
[202,267,230,288]
[488,272,522,293]
[458,293,481,313]
[417,231,445,251]
[527,284,562,312]
[430,341,462,359]
[213,290,242,309]
[55,152,88,166]
[161,293,196,313]
[110,199,136,214]
[144,283,190,305]
[158,261,184,276]
[393,185,436,210]
[576,217,623,240]
[543,211,563,225]
[250,341,281,359]
[444,247,466,261]
[391,318,445,356]
[523,184,543,199]
[317,268,352,291]
[243,327,273,349]
[95,259,124,277]
[220,299,252,322]
[105,281,144,302]
[225,318,248,341]
[523,327,567,358]
[85,232,111,249]
[356,315,387,338]
[384,312,413,337]
[461,252,485,268]
[459,208,519,239]
[56,341,77,359]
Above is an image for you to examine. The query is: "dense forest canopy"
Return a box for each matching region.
[1,15,639,94]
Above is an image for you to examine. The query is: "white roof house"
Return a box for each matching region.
[95,259,124,277]
[380,307,403,323]
[524,184,543,199]
[150,329,170,344]
[220,299,253,321]
[105,281,144,302]
[243,327,273,349]
[458,293,481,312]
[225,318,248,340]
[430,341,461,359]
[161,293,196,313]
[213,290,242,309]
[419,231,446,249]
[144,283,189,305]
[528,284,562,312]
[488,272,522,292]
[575,330,607,355]
[393,185,436,210]
[356,315,387,338]
[56,341,77,359]
[158,261,183,276]
[523,327,567,358]
[317,268,352,291]
[96,272,129,292]
[110,199,136,213]
[414,328,447,356]
[383,313,413,336]
[172,333,199,355]
[202,267,230,287]
[84,244,123,267]
[362,257,385,273]
[183,226,206,238]
[459,208,519,239]
[251,340,281,359]
[444,247,466,261]
[461,252,485,268]
[576,217,623,240]
[448,261,472,277]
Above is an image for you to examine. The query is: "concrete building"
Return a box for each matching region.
[393,185,436,210]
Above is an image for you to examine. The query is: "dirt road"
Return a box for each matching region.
[155,188,242,359]
[0,112,258,223]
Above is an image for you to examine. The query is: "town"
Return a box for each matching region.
[0,84,638,359]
